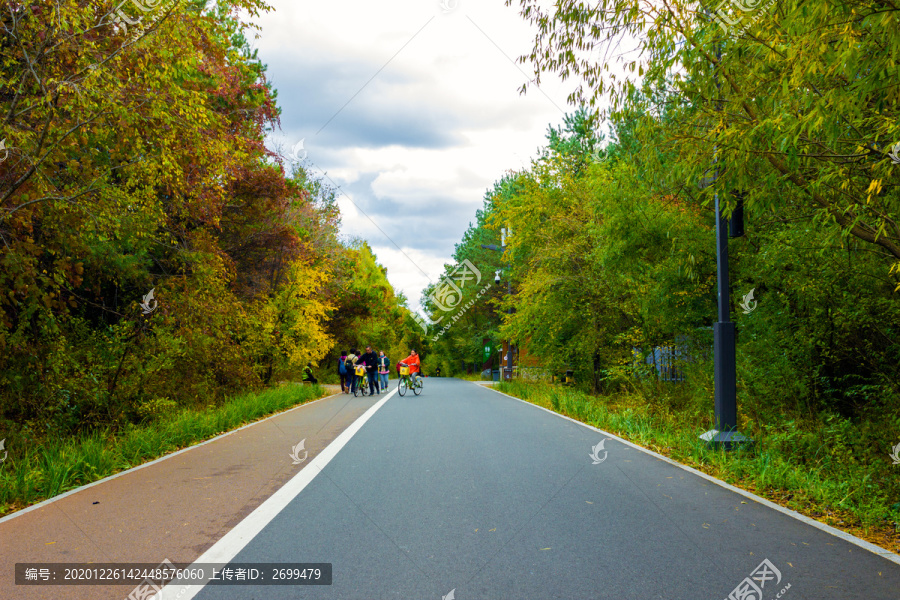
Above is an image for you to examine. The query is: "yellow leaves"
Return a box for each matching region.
[263,259,335,369]
[865,179,883,204]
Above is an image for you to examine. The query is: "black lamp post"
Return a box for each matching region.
[699,21,750,450]
[481,228,514,381]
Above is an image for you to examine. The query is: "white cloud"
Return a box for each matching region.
[256,0,576,312]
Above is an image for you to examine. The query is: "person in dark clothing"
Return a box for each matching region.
[360,346,379,395]
[338,350,349,393]
[377,351,390,391]
[302,363,318,384]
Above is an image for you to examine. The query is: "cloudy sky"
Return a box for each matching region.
[253,0,575,313]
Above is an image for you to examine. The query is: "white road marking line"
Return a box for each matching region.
[476,381,900,567]
[153,389,396,600]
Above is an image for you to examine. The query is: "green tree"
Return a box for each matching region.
[508,0,900,271]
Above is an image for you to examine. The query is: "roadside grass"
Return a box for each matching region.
[0,383,327,518]
[496,380,900,555]
[457,372,491,382]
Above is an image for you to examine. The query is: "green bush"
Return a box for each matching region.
[0,384,324,516]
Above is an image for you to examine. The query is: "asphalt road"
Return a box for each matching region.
[166,378,900,600]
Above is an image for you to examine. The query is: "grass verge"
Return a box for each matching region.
[0,383,330,518]
[495,380,900,556]
[456,373,491,382]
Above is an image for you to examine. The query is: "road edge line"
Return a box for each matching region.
[153,388,397,600]
[477,381,900,567]
[0,388,343,526]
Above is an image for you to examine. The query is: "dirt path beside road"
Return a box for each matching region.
[0,387,376,600]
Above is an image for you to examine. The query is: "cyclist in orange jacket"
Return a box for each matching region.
[398,350,421,385]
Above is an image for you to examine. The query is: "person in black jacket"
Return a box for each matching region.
[360,346,379,395]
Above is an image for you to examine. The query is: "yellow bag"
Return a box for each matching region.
[399,365,410,376]
[355,365,366,377]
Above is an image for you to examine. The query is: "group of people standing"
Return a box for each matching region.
[338,346,421,395]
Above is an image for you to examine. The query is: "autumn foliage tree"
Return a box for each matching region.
[0,1,415,436]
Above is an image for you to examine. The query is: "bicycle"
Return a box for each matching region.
[353,364,368,397]
[397,364,423,396]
